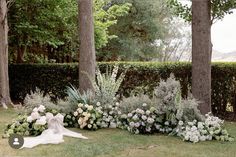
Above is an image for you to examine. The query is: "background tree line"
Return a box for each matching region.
[7,0,190,63]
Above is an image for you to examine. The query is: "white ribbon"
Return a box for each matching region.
[21,113,88,149]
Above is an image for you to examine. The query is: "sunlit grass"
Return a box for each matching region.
[0,108,236,157]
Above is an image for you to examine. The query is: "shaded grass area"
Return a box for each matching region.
[0,108,236,157]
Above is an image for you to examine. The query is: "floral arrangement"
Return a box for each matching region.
[176,113,234,143]
[4,72,234,144]
[4,105,48,137]
[74,103,102,130]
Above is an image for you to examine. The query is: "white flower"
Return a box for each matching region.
[146,110,151,115]
[87,105,93,111]
[110,122,117,128]
[77,108,83,114]
[191,126,197,132]
[84,104,89,108]
[96,102,101,106]
[38,105,46,112]
[141,115,147,120]
[146,127,151,132]
[200,136,206,141]
[155,124,161,130]
[135,130,139,134]
[187,122,194,126]
[164,121,169,126]
[88,124,92,128]
[31,111,40,120]
[115,102,119,106]
[46,112,53,120]
[118,111,121,115]
[33,107,38,112]
[74,111,78,117]
[35,116,47,125]
[132,115,138,121]
[142,103,147,107]
[27,116,33,123]
[147,118,154,124]
[128,113,133,118]
[130,122,135,127]
[178,121,184,126]
[197,122,204,129]
[78,103,84,108]
[134,122,140,128]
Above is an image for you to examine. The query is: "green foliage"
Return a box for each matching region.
[101,0,188,61]
[120,94,154,114]
[167,0,236,22]
[92,66,125,105]
[66,85,92,104]
[176,95,203,122]
[9,62,236,118]
[8,0,131,63]
[4,114,47,137]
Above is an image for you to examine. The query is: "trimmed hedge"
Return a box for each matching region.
[9,62,236,118]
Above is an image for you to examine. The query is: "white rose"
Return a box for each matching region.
[31,111,40,120]
[27,116,33,123]
[33,107,38,112]
[146,110,150,115]
[87,105,93,111]
[128,113,133,118]
[178,121,184,126]
[147,118,154,124]
[110,122,117,128]
[164,121,169,126]
[132,115,138,121]
[74,111,78,116]
[141,115,147,120]
[88,124,92,128]
[134,122,140,128]
[96,102,101,106]
[78,103,84,108]
[38,105,46,112]
[129,122,135,127]
[35,116,47,125]
[77,108,83,114]
[146,127,151,132]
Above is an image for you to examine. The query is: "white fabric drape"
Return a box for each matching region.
[21,113,87,149]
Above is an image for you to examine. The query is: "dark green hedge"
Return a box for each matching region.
[9,62,236,118]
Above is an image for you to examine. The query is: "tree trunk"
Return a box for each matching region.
[16,46,24,63]
[0,0,11,108]
[192,0,211,114]
[78,0,96,93]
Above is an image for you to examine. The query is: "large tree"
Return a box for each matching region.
[0,0,11,108]
[168,0,236,114]
[192,0,211,114]
[78,0,96,93]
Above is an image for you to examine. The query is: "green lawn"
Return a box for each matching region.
[0,108,236,157]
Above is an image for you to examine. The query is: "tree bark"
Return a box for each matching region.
[0,0,11,108]
[192,0,211,114]
[78,0,96,93]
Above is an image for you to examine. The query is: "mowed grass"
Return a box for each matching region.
[0,108,236,157]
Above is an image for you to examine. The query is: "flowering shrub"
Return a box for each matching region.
[125,104,157,134]
[175,113,234,143]
[99,101,121,128]
[74,103,103,130]
[4,105,48,137]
